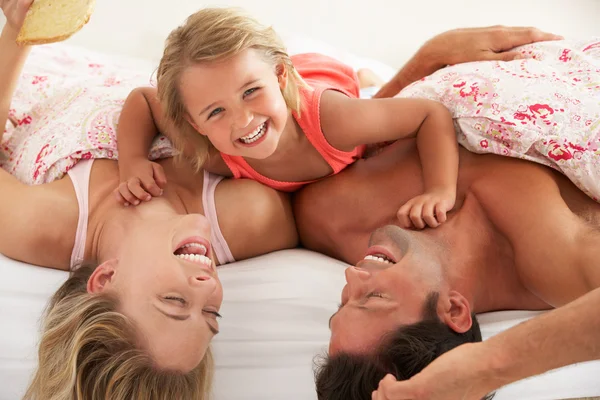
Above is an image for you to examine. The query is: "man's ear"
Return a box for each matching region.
[277,63,288,90]
[87,259,118,294]
[439,290,473,333]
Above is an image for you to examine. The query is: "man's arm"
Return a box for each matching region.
[477,162,600,389]
[374,26,563,98]
[373,285,600,400]
[376,286,600,400]
[374,162,600,400]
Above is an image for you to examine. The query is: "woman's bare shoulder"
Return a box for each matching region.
[214,178,298,260]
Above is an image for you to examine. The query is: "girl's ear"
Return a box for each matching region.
[277,63,288,90]
[185,114,204,135]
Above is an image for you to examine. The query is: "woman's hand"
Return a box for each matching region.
[1,0,33,36]
[426,26,562,66]
[375,26,563,98]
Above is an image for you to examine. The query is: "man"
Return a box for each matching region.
[294,29,600,399]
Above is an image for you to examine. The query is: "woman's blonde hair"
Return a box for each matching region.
[23,264,214,400]
[157,7,307,169]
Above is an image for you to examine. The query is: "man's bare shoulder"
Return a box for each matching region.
[466,154,600,229]
[467,154,600,305]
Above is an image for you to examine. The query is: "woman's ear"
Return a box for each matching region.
[87,259,118,294]
[438,290,473,333]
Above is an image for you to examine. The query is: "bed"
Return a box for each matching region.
[1,35,600,400]
[2,250,600,400]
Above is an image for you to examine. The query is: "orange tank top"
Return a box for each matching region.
[220,53,366,192]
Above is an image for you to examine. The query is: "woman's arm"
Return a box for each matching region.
[0,1,79,270]
[0,0,33,142]
[375,26,563,98]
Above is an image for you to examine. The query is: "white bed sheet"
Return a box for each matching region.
[1,251,599,400]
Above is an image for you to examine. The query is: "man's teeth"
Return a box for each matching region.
[239,122,266,143]
[176,253,212,267]
[364,254,393,264]
[180,242,207,255]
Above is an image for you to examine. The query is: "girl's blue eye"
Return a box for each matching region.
[243,87,259,97]
[208,107,224,119]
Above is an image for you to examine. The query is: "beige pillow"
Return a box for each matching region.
[17,0,95,45]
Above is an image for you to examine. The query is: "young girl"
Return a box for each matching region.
[116,7,458,229]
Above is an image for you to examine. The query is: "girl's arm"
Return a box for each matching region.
[321,91,458,229]
[115,87,169,205]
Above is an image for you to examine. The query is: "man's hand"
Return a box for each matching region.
[115,157,167,206]
[375,26,563,98]
[372,342,504,400]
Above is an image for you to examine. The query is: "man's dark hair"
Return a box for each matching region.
[314,292,483,400]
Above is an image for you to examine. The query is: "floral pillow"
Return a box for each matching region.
[398,38,600,201]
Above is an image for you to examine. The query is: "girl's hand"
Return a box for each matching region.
[397,188,456,229]
[0,0,34,35]
[115,157,167,206]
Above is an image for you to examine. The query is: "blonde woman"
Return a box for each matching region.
[0,1,296,399]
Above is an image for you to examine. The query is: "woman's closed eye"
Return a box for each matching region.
[367,292,384,299]
[203,309,222,319]
[164,295,187,306]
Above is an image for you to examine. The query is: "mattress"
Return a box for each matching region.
[1,250,600,400]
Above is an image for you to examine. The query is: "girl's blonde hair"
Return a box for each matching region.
[23,264,214,400]
[157,7,307,169]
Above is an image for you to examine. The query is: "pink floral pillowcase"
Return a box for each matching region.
[1,44,175,185]
[398,38,600,201]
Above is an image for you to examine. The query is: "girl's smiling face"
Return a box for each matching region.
[180,48,290,160]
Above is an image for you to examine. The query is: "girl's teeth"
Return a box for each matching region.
[239,122,266,143]
[363,255,392,264]
[176,253,212,267]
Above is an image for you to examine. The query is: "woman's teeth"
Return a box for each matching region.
[239,122,267,144]
[364,254,393,264]
[180,242,207,255]
[176,253,212,267]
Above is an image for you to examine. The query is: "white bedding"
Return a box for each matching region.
[1,251,600,399]
[1,42,599,400]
